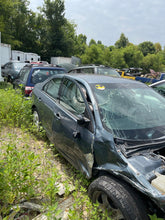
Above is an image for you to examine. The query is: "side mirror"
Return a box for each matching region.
[77,115,90,126]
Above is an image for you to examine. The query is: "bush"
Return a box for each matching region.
[0,87,32,129]
[0,144,40,217]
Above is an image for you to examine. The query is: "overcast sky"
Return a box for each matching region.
[29,0,165,47]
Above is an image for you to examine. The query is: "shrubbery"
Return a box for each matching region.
[0,85,32,129]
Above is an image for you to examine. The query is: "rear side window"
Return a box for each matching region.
[59,79,86,115]
[97,67,120,77]
[19,68,30,83]
[43,78,62,99]
[69,69,78,73]
[81,68,94,74]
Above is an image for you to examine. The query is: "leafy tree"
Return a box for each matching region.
[74,34,87,56]
[13,10,42,53]
[109,46,115,51]
[0,0,41,52]
[105,48,126,68]
[81,44,104,64]
[33,13,47,57]
[41,0,77,60]
[61,20,77,57]
[41,0,66,58]
[0,0,22,47]
[159,50,165,66]
[138,41,156,56]
[89,39,97,47]
[141,53,162,73]
[154,42,162,53]
[115,33,129,49]
[97,40,102,45]
[122,45,144,68]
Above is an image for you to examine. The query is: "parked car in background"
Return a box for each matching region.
[68,64,120,77]
[13,64,67,96]
[32,74,165,219]
[30,61,49,65]
[150,80,165,96]
[1,61,27,82]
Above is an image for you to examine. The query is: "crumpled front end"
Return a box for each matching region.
[93,128,165,215]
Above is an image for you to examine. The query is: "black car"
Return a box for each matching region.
[32,74,165,219]
[13,64,67,96]
[1,61,27,82]
[68,64,120,77]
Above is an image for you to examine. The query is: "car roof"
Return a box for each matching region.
[32,66,66,70]
[68,65,115,71]
[23,64,66,70]
[4,61,27,64]
[60,73,146,85]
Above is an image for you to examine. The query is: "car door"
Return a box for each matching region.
[38,77,94,178]
[54,78,94,178]
[37,77,63,137]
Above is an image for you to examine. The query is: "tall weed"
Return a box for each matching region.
[0,88,32,129]
[0,144,40,217]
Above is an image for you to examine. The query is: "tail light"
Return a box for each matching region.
[25,86,34,96]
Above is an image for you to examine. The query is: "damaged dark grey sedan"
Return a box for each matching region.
[32,74,165,220]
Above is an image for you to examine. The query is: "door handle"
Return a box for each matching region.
[73,131,80,138]
[54,112,61,120]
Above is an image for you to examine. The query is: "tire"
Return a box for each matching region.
[7,76,12,83]
[88,176,149,220]
[33,109,41,131]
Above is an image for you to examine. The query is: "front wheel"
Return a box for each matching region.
[88,176,148,220]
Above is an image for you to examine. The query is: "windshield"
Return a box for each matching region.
[97,67,120,77]
[91,83,165,141]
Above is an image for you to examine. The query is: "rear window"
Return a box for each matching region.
[31,69,66,84]
[97,67,120,77]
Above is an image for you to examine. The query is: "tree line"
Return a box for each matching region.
[1,0,165,73]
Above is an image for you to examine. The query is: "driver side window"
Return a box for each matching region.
[60,79,86,115]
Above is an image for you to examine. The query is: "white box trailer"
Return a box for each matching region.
[0,43,11,65]
[24,52,40,62]
[51,57,72,65]
[12,50,25,62]
[0,42,11,81]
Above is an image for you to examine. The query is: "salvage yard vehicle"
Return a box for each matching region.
[68,64,121,77]
[119,68,165,84]
[13,64,67,96]
[32,74,165,219]
[1,61,27,82]
[150,80,165,97]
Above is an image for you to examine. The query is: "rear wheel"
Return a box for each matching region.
[88,176,149,220]
[7,76,12,83]
[33,109,40,131]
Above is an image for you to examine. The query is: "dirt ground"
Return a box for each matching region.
[0,127,83,220]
